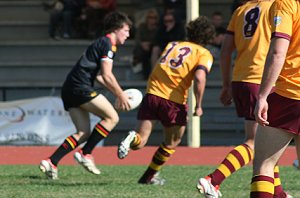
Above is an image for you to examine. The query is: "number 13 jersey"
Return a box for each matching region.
[147,41,213,104]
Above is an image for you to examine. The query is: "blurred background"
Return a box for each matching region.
[0,0,245,146]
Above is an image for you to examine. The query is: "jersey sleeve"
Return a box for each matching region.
[100,38,115,62]
[270,0,295,40]
[195,50,213,74]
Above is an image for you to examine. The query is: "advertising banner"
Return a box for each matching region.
[0,97,99,145]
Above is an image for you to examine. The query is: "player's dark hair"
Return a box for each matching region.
[186,16,215,46]
[103,11,133,34]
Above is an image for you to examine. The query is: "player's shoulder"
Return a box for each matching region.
[273,0,298,10]
[94,36,111,46]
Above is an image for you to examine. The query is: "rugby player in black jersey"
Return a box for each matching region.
[39,11,132,179]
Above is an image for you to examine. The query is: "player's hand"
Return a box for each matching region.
[193,107,203,117]
[254,99,269,126]
[220,87,233,106]
[115,92,131,112]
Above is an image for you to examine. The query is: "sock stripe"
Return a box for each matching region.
[274,165,281,187]
[149,162,162,171]
[251,181,274,195]
[160,144,176,155]
[251,175,274,196]
[131,134,141,150]
[153,153,168,165]
[66,136,77,149]
[217,164,231,178]
[233,145,250,166]
[252,175,274,183]
[69,136,78,146]
[212,144,254,185]
[222,158,237,173]
[225,152,242,170]
[148,144,175,171]
[95,123,109,137]
[242,144,254,162]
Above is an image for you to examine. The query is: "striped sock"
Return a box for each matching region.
[50,135,78,166]
[273,166,287,198]
[131,133,141,150]
[138,143,175,183]
[250,175,274,198]
[82,122,109,155]
[209,144,254,186]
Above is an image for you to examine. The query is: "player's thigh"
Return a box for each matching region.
[81,94,118,122]
[253,126,293,176]
[164,125,186,148]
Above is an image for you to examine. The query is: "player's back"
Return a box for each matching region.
[147,41,213,104]
[228,0,274,84]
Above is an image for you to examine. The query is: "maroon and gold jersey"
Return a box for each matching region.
[270,0,300,100]
[147,41,213,104]
[227,0,274,84]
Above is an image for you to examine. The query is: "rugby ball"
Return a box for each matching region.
[115,88,143,111]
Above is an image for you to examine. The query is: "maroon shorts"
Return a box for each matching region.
[267,93,300,134]
[232,82,260,120]
[137,94,188,127]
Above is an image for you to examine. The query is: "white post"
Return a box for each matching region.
[186,0,200,147]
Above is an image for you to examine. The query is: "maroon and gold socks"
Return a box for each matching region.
[138,143,175,183]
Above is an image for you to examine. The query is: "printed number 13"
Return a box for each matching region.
[160,42,191,68]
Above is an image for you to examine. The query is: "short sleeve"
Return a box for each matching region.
[197,50,213,73]
[100,38,115,62]
[270,0,295,40]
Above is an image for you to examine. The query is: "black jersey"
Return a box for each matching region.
[63,35,116,91]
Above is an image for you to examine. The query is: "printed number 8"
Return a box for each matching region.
[244,7,260,38]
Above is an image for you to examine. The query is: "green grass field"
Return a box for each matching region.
[0,165,299,198]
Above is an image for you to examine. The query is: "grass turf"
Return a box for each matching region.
[0,165,299,198]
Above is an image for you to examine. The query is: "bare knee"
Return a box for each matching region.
[102,114,119,130]
[73,131,90,144]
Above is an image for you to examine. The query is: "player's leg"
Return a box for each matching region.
[74,94,119,174]
[118,94,158,159]
[138,98,187,185]
[138,125,185,185]
[198,119,255,195]
[293,136,300,169]
[39,107,90,179]
[118,119,156,159]
[197,82,256,196]
[273,165,293,198]
[250,126,293,197]
[80,94,119,154]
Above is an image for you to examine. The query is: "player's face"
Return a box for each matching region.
[115,24,130,45]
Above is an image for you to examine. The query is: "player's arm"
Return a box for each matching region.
[96,60,130,111]
[219,33,235,106]
[193,67,207,117]
[255,37,289,125]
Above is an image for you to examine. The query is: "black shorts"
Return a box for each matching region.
[61,84,100,111]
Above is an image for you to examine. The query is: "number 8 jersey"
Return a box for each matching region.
[147,41,213,104]
[227,0,274,84]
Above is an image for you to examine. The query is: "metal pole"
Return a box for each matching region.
[187,0,200,147]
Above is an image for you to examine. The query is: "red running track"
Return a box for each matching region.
[0,146,296,166]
